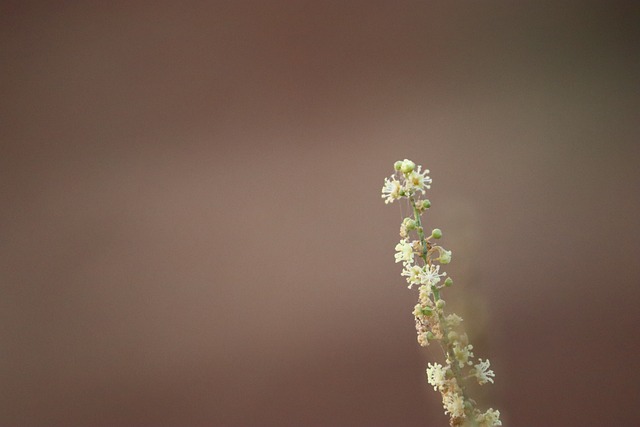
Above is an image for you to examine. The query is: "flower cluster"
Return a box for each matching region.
[382,159,502,427]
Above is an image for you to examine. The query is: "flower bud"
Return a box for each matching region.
[444,277,453,287]
[400,159,415,174]
[394,160,403,171]
[431,228,442,239]
[436,300,446,309]
[421,199,431,209]
[402,217,417,231]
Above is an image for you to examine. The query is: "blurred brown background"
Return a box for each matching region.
[1,1,639,426]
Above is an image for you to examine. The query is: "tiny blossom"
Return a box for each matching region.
[402,264,423,288]
[394,239,414,265]
[426,362,448,391]
[405,166,432,193]
[476,409,502,427]
[442,392,465,418]
[420,264,446,286]
[449,342,474,369]
[445,313,463,328]
[381,176,402,204]
[474,359,496,385]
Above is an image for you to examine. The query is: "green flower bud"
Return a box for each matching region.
[444,277,453,287]
[431,228,442,239]
[402,217,417,231]
[400,159,415,174]
[421,199,431,209]
[394,160,403,171]
[436,300,446,309]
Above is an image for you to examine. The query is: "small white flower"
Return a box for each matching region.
[405,165,432,193]
[477,409,502,426]
[474,359,495,385]
[401,264,423,288]
[420,264,446,286]
[394,239,414,265]
[445,313,463,328]
[381,176,402,204]
[442,392,465,418]
[450,343,474,369]
[426,362,448,391]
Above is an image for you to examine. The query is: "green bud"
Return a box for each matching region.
[394,160,403,171]
[402,217,417,231]
[444,277,453,287]
[421,199,431,209]
[436,300,446,309]
[426,331,435,341]
[431,228,442,239]
[400,159,415,174]
[422,306,433,316]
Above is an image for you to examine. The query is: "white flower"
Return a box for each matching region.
[474,359,495,385]
[450,343,474,368]
[442,392,465,418]
[476,409,502,426]
[381,176,402,204]
[445,313,463,328]
[405,165,432,193]
[426,362,448,391]
[394,239,414,265]
[420,264,446,286]
[401,264,423,288]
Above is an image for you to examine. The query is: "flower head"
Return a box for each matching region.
[381,176,402,204]
[473,359,495,385]
[476,409,502,426]
[442,392,465,418]
[426,362,448,391]
[420,264,446,286]
[405,165,432,193]
[394,239,414,265]
[402,264,423,288]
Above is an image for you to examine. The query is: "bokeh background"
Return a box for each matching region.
[2,1,639,426]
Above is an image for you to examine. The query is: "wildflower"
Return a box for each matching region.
[426,362,448,391]
[442,392,465,418]
[451,343,475,368]
[382,158,501,425]
[420,264,446,286]
[473,359,496,385]
[394,239,414,265]
[381,176,402,204]
[445,313,463,328]
[405,165,432,193]
[476,409,502,426]
[402,264,423,288]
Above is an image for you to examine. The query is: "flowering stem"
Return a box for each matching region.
[411,196,474,421]
[383,159,501,427]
